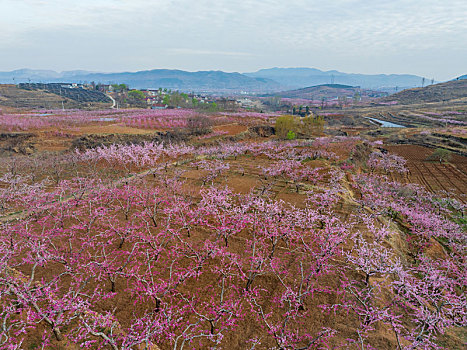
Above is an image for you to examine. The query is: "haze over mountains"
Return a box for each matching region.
[245,68,429,91]
[0,67,443,94]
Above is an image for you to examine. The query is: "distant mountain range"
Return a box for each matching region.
[0,69,98,81]
[0,67,440,93]
[245,68,428,91]
[0,69,280,93]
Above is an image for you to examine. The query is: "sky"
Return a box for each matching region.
[0,0,466,80]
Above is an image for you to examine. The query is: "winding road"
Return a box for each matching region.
[107,94,116,108]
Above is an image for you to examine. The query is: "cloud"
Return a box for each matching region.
[166,48,255,57]
[0,0,466,79]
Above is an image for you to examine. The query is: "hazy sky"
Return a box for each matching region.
[1,0,466,80]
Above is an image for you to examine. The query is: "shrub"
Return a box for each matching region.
[426,148,452,163]
[128,90,145,100]
[276,114,325,139]
[186,115,212,135]
[286,130,296,140]
[301,114,324,136]
[275,115,296,139]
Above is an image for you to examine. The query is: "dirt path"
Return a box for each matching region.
[107,94,116,109]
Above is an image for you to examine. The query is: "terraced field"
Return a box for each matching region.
[385,144,467,202]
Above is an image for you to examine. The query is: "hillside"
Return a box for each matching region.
[246,67,426,90]
[264,83,386,100]
[83,69,281,93]
[380,79,467,104]
[0,84,110,109]
[18,83,111,104]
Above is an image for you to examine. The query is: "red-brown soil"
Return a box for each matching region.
[385,145,467,202]
[1,107,465,349]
